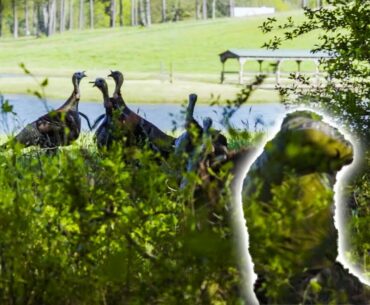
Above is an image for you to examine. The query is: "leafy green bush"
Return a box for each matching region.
[260,0,369,279]
[0,136,244,304]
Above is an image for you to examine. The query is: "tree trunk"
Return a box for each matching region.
[41,3,49,34]
[131,0,136,26]
[138,0,146,26]
[211,0,215,19]
[118,0,123,26]
[12,0,18,38]
[195,0,200,19]
[79,0,84,30]
[110,0,116,27]
[202,0,207,19]
[0,0,4,37]
[60,0,66,32]
[32,1,37,35]
[25,0,30,35]
[89,0,94,29]
[317,0,323,7]
[229,0,234,17]
[69,0,74,30]
[301,0,308,8]
[53,0,57,33]
[161,0,166,22]
[145,0,151,26]
[48,0,56,36]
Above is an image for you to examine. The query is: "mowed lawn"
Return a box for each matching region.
[0,11,319,103]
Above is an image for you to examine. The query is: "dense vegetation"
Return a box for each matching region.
[0,139,241,304]
[260,0,369,278]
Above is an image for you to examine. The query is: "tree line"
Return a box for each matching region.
[0,0,321,38]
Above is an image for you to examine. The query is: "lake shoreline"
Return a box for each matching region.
[1,94,286,134]
[0,73,282,105]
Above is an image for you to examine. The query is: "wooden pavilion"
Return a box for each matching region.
[219,49,334,85]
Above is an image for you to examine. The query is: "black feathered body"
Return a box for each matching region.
[7,73,84,149]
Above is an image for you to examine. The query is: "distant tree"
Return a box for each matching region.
[48,0,56,36]
[12,0,18,38]
[202,0,206,19]
[229,0,234,17]
[0,0,4,36]
[131,0,136,25]
[211,0,216,19]
[79,0,83,29]
[109,0,115,27]
[60,0,66,32]
[69,0,74,29]
[118,0,123,26]
[25,0,30,35]
[138,0,146,26]
[145,0,151,26]
[89,0,93,28]
[36,1,48,35]
[195,0,200,19]
[161,0,166,22]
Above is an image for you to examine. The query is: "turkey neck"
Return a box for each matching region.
[113,76,126,108]
[60,75,81,112]
[101,86,113,117]
[185,97,197,127]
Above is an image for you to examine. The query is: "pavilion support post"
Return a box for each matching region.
[239,58,246,84]
[221,61,225,84]
[314,60,320,87]
[275,60,282,86]
[257,60,263,74]
[296,60,302,78]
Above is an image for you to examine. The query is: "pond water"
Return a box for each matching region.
[0,94,286,134]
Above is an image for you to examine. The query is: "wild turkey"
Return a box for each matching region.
[180,116,213,189]
[241,111,370,304]
[3,71,87,150]
[175,94,203,155]
[175,94,228,158]
[92,77,147,150]
[91,78,114,149]
[94,71,175,155]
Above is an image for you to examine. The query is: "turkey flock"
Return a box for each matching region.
[2,70,235,188]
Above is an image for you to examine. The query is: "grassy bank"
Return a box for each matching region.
[0,12,318,74]
[0,75,281,104]
[0,11,318,103]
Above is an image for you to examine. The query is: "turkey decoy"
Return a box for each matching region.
[241,111,370,304]
[3,71,87,150]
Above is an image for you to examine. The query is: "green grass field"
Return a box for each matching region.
[0,11,319,103]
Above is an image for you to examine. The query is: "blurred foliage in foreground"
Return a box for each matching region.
[0,70,265,305]
[0,136,244,304]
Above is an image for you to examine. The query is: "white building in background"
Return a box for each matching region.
[233,7,275,17]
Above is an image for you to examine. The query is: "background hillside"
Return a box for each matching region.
[0,11,319,103]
